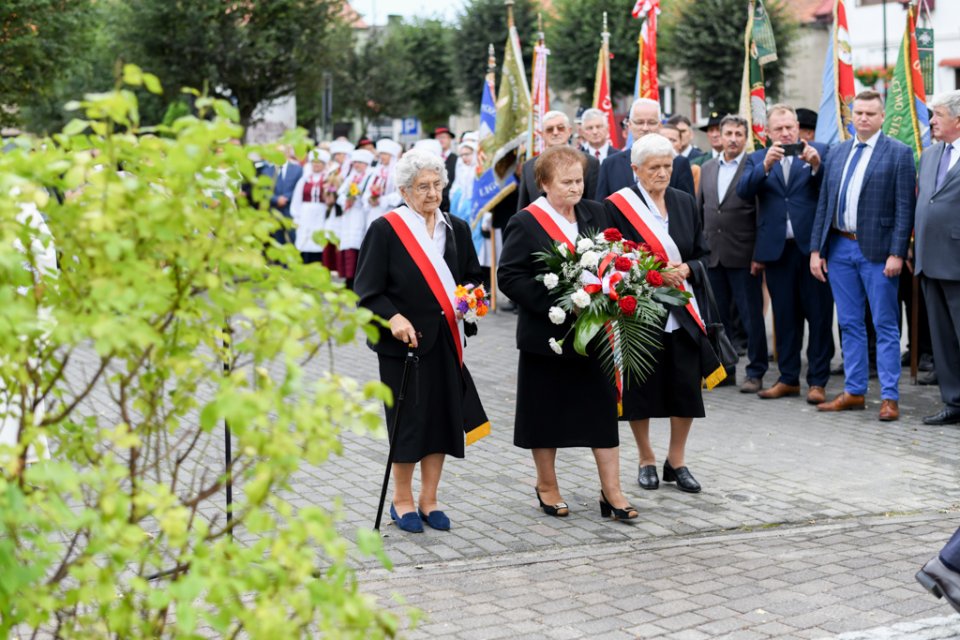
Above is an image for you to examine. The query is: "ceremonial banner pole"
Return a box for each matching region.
[485,42,499,312]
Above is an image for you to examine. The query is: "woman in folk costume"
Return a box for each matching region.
[354,150,489,533]
[602,134,723,495]
[336,149,374,289]
[498,145,638,522]
[290,149,332,265]
[363,138,403,231]
[326,139,355,182]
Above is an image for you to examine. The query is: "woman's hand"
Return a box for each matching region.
[388,313,418,348]
[663,261,690,288]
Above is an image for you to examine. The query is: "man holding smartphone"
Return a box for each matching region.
[737,104,834,405]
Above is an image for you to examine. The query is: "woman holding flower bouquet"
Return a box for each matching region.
[499,145,638,522]
[355,150,490,534]
[603,134,723,495]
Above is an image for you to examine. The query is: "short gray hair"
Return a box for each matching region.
[630,98,662,121]
[395,150,448,191]
[581,108,606,125]
[542,110,570,127]
[631,133,676,166]
[720,114,748,133]
[930,90,960,119]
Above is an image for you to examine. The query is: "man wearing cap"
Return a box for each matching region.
[268,145,304,245]
[595,98,695,200]
[516,110,601,211]
[667,114,704,161]
[579,108,614,164]
[691,112,724,167]
[796,108,818,144]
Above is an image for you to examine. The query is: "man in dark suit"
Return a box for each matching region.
[516,110,600,211]
[269,145,303,245]
[667,113,704,162]
[596,98,695,199]
[699,115,767,393]
[810,90,915,421]
[737,104,833,404]
[914,90,960,425]
[691,112,724,167]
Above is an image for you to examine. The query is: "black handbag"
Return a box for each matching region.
[692,262,739,370]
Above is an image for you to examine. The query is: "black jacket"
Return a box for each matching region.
[355,212,483,358]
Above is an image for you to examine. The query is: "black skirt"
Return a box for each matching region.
[514,351,619,449]
[620,328,706,420]
[378,334,488,463]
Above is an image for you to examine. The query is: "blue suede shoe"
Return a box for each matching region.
[418,509,451,531]
[390,504,423,533]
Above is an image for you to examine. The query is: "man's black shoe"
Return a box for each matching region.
[922,407,960,426]
[916,557,960,614]
[919,370,938,386]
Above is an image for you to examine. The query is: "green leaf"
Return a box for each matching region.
[142,73,162,95]
[122,64,143,86]
[573,314,605,356]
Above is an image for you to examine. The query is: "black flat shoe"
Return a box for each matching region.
[599,490,638,521]
[923,407,960,425]
[663,459,701,493]
[637,464,659,490]
[536,488,569,517]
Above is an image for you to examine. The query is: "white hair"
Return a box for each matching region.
[542,110,570,127]
[630,98,662,121]
[930,90,960,119]
[581,108,606,124]
[395,150,449,191]
[631,133,676,166]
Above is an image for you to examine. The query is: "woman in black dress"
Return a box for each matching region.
[602,134,720,494]
[499,145,637,521]
[355,150,489,533]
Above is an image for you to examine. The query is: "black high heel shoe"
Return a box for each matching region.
[599,490,638,521]
[663,459,701,493]
[536,488,569,517]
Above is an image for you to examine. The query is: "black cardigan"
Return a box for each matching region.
[355,212,483,358]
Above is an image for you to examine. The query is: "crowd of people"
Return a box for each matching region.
[269,92,960,543]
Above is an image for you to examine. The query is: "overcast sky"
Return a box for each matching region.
[355,0,463,25]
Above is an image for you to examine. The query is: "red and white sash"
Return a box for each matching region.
[383,207,464,365]
[523,196,577,252]
[607,187,706,334]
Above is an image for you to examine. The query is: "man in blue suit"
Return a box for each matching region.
[737,104,834,404]
[268,145,303,245]
[810,90,916,421]
[596,98,695,200]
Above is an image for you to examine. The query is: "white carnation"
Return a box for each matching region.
[579,250,600,269]
[464,309,478,324]
[571,289,591,309]
[576,238,595,252]
[558,243,569,257]
[594,232,607,244]
[543,273,560,290]
[548,306,566,325]
[548,338,563,355]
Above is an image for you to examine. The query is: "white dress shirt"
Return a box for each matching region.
[837,130,881,233]
[583,141,612,164]
[411,209,451,256]
[637,184,681,334]
[717,152,744,203]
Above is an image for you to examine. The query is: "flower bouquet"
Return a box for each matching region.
[454,283,489,323]
[536,227,690,384]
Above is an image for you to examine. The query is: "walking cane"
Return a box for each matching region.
[374,345,417,531]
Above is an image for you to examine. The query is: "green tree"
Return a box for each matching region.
[0,0,96,129]
[386,19,461,131]
[342,30,417,131]
[0,68,402,637]
[455,0,539,109]
[548,0,646,103]
[295,19,356,137]
[120,0,346,128]
[661,0,798,114]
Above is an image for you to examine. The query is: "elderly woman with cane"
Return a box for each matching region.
[354,150,490,533]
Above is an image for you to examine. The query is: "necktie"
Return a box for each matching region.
[781,156,792,185]
[936,144,954,190]
[595,149,601,161]
[837,142,868,231]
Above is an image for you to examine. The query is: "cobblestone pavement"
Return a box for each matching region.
[300,308,960,638]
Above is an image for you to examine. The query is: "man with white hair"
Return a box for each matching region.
[516,110,601,212]
[913,90,960,426]
[579,107,613,163]
[596,98,695,200]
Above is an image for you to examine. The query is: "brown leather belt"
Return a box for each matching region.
[833,229,857,241]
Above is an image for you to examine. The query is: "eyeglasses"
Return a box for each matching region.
[413,181,444,195]
[630,119,661,128]
[544,125,569,134]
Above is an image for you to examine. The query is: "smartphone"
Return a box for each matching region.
[781,142,805,156]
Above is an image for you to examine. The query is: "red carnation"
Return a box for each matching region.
[646,270,664,286]
[614,256,633,272]
[603,228,623,242]
[638,242,653,254]
[622,240,638,251]
[618,295,638,315]
[653,250,669,265]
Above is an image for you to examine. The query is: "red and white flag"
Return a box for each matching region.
[592,19,620,150]
[531,30,550,156]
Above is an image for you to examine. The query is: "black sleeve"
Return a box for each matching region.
[682,192,711,286]
[498,215,560,316]
[671,155,696,197]
[354,220,400,321]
